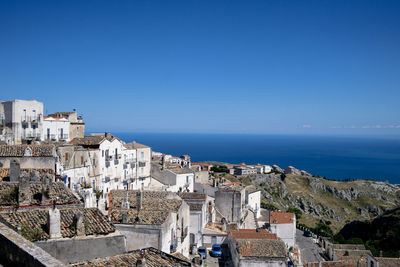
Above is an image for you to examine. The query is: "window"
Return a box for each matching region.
[140,151,144,160]
[93,158,96,166]
[186,176,189,183]
[81,156,84,165]
[65,152,69,161]
[102,150,104,157]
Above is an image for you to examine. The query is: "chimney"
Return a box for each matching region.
[136,250,147,267]
[122,190,130,209]
[122,211,129,224]
[18,172,31,206]
[136,190,143,211]
[10,159,20,182]
[47,203,62,239]
[73,211,85,236]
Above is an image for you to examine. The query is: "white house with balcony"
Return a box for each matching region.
[122,141,152,190]
[42,116,70,142]
[0,99,44,144]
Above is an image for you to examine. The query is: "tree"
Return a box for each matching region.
[287,207,302,220]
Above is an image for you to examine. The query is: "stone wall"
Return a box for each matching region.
[0,222,64,267]
[35,233,126,264]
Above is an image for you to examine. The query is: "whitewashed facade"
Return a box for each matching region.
[42,117,70,142]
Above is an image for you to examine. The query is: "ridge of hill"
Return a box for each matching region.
[231,172,400,232]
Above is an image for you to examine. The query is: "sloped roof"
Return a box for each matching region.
[180,192,206,200]
[124,141,150,149]
[0,145,55,157]
[270,211,295,224]
[0,168,54,181]
[110,190,183,226]
[237,239,287,258]
[230,229,278,240]
[0,207,115,241]
[71,247,191,266]
[0,181,80,208]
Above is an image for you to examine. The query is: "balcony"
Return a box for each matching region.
[59,134,69,140]
[44,134,57,141]
[139,161,146,167]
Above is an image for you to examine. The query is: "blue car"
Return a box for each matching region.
[197,246,207,259]
[210,244,223,257]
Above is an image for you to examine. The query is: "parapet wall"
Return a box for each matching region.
[35,233,127,264]
[0,222,64,267]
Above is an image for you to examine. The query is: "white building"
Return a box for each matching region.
[151,165,195,193]
[269,211,296,249]
[42,116,70,142]
[228,229,288,267]
[122,141,152,190]
[0,99,44,144]
[245,186,261,218]
[109,190,191,257]
[180,192,208,247]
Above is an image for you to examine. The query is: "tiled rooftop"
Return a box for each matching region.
[0,207,115,241]
[70,136,107,146]
[110,209,170,225]
[71,247,191,266]
[110,190,183,225]
[0,181,80,208]
[230,229,278,240]
[0,144,55,157]
[168,167,192,174]
[124,141,150,149]
[376,257,400,267]
[180,192,206,200]
[110,190,181,212]
[270,211,295,224]
[237,239,287,258]
[188,203,203,211]
[0,168,54,181]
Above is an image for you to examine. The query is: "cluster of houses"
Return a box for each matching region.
[4,99,389,266]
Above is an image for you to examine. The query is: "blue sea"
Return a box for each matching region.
[113,133,400,184]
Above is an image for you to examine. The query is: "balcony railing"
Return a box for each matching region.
[44,134,57,140]
[21,115,41,123]
[59,134,69,140]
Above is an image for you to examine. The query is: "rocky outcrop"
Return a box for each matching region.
[284,166,301,175]
[272,165,284,173]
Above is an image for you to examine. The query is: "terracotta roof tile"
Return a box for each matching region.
[237,239,287,258]
[230,229,278,240]
[71,247,191,266]
[270,211,295,224]
[180,192,206,200]
[0,144,55,157]
[0,181,80,208]
[0,207,115,241]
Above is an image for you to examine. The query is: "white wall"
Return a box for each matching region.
[270,219,296,249]
[3,100,44,144]
[42,118,70,141]
[247,191,261,218]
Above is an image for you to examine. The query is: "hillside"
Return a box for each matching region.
[338,207,400,257]
[232,173,400,232]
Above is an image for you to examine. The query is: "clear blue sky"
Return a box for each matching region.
[1,0,399,135]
